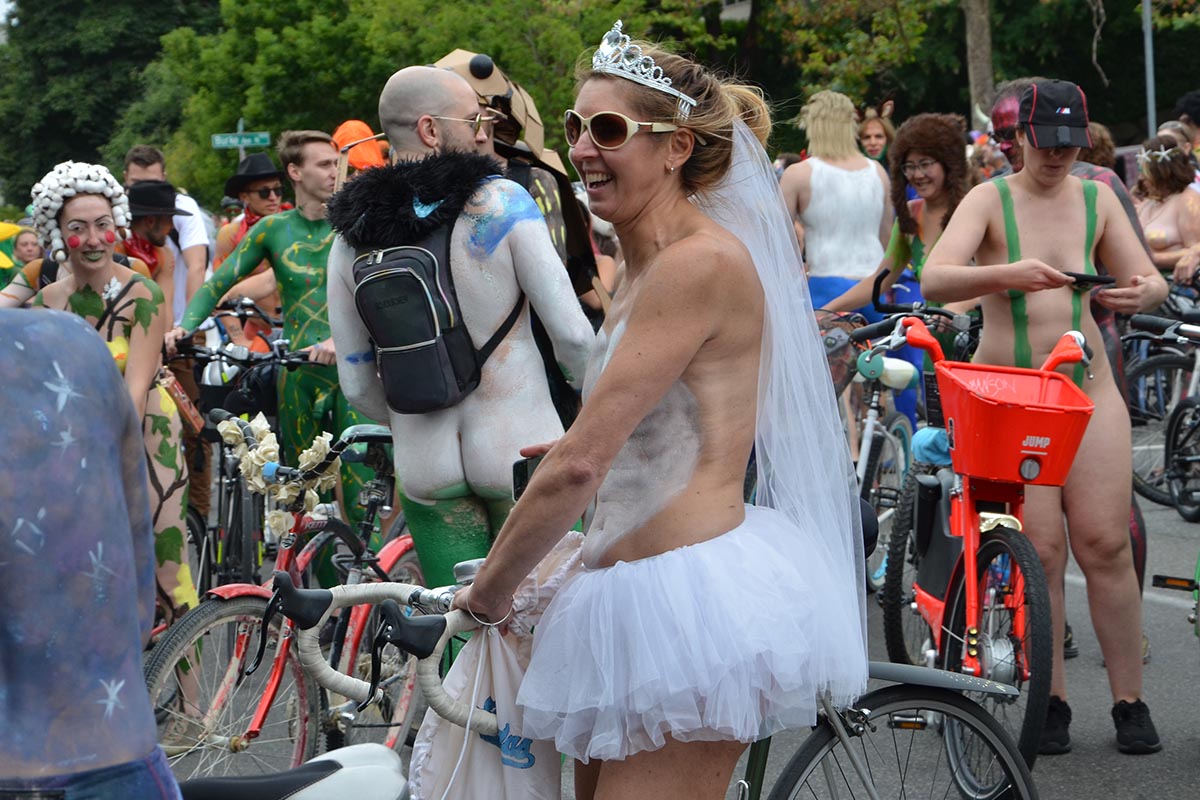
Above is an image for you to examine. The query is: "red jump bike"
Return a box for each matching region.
[869,305,1095,769]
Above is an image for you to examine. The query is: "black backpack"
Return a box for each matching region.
[351,216,524,414]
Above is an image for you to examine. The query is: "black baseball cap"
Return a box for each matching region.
[1019,80,1092,149]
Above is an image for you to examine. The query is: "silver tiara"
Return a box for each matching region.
[592,20,697,120]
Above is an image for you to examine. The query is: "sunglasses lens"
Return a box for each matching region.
[591,113,629,149]
[564,111,582,146]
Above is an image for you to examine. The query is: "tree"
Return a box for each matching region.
[0,0,218,202]
[962,0,994,117]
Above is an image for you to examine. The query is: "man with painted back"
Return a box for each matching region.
[326,66,593,587]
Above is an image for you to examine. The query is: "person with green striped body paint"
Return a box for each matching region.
[922,80,1168,756]
[166,132,376,583]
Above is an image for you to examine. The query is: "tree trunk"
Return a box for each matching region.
[962,0,995,118]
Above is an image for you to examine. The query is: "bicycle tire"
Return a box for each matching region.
[766,684,1038,800]
[1165,396,1200,522]
[941,526,1052,769]
[186,505,213,596]
[1126,353,1194,506]
[333,548,429,752]
[881,462,937,666]
[144,595,323,780]
[863,411,912,593]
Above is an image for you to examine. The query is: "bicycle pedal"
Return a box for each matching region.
[1152,574,1198,592]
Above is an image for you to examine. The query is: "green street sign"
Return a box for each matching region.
[211,131,271,149]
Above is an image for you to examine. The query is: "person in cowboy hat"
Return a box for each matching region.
[212,152,287,350]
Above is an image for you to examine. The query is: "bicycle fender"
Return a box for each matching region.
[868,661,1019,698]
[377,533,415,571]
[205,584,273,602]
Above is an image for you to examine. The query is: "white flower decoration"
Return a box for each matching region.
[101,277,122,301]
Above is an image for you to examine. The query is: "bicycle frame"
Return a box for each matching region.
[203,509,415,748]
[904,318,1086,680]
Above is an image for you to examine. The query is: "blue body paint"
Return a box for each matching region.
[467,181,544,259]
[345,349,376,365]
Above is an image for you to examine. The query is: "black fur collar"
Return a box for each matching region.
[326,152,502,249]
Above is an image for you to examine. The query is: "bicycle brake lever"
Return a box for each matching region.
[358,599,405,712]
[245,589,283,676]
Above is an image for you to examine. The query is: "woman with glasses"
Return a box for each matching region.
[780,90,893,321]
[453,21,866,800]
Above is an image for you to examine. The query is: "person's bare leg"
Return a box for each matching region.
[593,736,746,800]
[575,758,601,800]
[1021,483,1069,698]
[1062,387,1143,702]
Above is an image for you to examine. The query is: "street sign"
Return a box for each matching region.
[211,131,271,149]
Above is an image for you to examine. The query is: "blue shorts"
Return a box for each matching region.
[0,748,180,800]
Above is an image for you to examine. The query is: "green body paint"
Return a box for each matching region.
[180,210,375,585]
[996,178,1098,385]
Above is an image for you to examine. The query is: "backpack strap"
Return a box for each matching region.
[478,292,526,364]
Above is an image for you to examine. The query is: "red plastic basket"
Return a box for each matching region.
[933,361,1095,486]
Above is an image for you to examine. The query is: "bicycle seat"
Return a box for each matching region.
[179,743,403,800]
[338,424,393,445]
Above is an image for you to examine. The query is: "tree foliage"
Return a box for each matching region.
[3,0,1197,208]
[0,0,218,203]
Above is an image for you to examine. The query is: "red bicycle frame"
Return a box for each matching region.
[203,508,415,746]
[902,318,1093,678]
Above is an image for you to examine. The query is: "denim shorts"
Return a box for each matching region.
[0,748,180,800]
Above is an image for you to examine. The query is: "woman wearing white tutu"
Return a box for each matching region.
[454,21,868,799]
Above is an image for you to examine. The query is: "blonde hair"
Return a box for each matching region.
[799,91,860,159]
[576,40,771,196]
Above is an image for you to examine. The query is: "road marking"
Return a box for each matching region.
[1065,573,1194,611]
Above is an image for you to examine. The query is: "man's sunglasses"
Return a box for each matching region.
[431,112,501,135]
[563,109,683,150]
[251,185,284,199]
[991,127,1018,144]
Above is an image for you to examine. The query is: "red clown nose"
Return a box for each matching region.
[104,230,116,244]
[67,235,81,249]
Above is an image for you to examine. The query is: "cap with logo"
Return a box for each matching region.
[1019,79,1092,149]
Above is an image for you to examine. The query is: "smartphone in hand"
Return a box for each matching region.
[512,454,545,501]
[1061,271,1116,291]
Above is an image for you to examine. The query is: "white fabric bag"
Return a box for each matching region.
[408,532,582,800]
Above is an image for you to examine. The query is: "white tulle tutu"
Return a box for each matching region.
[515,505,868,763]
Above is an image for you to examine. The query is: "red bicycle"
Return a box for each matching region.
[871,311,1094,769]
[143,414,422,779]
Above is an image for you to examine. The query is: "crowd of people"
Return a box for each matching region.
[3,17,1200,799]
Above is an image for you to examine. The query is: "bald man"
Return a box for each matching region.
[326,67,593,587]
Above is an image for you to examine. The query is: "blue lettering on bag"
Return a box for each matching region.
[478,696,536,769]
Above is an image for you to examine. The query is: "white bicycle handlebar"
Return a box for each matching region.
[291,582,499,736]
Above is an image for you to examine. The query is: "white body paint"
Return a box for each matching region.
[579,320,701,567]
[330,178,593,502]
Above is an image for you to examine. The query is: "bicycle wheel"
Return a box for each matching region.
[1165,396,1200,522]
[863,411,912,593]
[1127,353,1194,506]
[143,595,323,779]
[335,549,428,752]
[767,684,1038,800]
[942,526,1052,768]
[186,504,213,596]
[881,463,937,666]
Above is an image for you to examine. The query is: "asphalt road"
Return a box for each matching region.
[715,498,1199,800]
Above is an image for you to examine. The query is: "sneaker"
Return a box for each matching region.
[1112,699,1162,754]
[1039,695,1072,755]
[1063,622,1079,660]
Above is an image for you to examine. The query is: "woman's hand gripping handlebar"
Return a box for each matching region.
[255,570,500,736]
